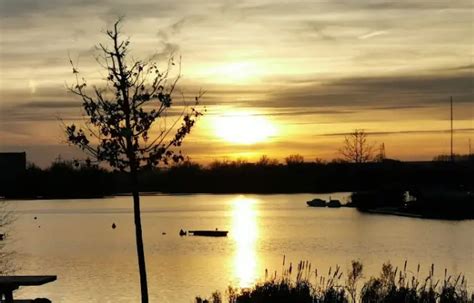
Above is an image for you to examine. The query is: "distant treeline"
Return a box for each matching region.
[1,155,473,199]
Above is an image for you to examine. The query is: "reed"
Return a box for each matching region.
[195,260,473,303]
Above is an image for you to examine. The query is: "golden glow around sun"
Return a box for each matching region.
[201,61,265,84]
[213,112,277,145]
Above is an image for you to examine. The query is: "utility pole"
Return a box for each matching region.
[380,143,386,160]
[450,96,454,162]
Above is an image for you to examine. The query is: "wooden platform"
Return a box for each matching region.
[0,276,56,303]
[0,276,56,287]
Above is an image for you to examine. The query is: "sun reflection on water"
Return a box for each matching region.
[231,196,259,288]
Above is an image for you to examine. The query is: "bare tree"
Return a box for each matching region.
[285,154,305,166]
[339,129,374,163]
[257,155,279,166]
[64,20,203,302]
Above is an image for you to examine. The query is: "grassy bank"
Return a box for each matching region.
[195,260,473,303]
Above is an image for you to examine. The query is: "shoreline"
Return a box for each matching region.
[1,190,352,201]
[363,207,423,218]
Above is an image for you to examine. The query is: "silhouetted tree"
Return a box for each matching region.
[433,153,474,162]
[339,130,374,163]
[285,154,304,166]
[313,157,327,165]
[64,19,203,303]
[257,155,279,166]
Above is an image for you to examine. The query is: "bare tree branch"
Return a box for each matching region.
[339,129,375,163]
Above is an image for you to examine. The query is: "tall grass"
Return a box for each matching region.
[195,259,473,303]
[0,200,15,275]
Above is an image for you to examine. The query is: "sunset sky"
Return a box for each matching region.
[0,0,473,166]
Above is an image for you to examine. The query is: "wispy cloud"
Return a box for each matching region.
[358,30,388,40]
[321,128,474,137]
[260,71,473,109]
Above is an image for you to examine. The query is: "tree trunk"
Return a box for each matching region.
[132,171,149,303]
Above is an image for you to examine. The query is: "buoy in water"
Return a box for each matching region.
[112,223,116,229]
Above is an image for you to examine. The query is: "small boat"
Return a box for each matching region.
[327,199,342,208]
[188,230,228,237]
[307,197,342,208]
[306,198,326,207]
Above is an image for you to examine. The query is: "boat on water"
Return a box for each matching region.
[307,198,342,208]
[306,198,326,207]
[327,199,342,208]
[188,230,228,237]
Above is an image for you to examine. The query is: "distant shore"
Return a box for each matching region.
[361,207,474,220]
[2,160,472,214]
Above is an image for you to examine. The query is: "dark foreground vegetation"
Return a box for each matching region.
[1,156,473,199]
[195,260,474,303]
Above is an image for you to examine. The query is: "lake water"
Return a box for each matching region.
[4,193,474,302]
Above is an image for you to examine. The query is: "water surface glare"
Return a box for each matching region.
[6,194,474,302]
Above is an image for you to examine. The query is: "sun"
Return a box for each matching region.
[213,112,277,145]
